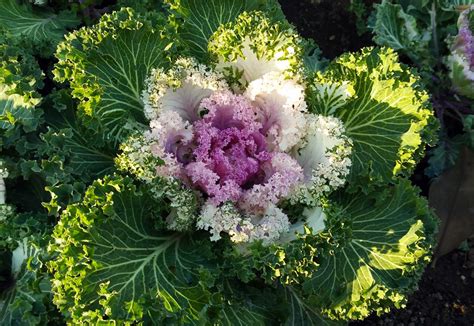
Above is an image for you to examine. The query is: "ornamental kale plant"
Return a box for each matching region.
[1,0,439,325]
[449,5,474,99]
[368,0,474,177]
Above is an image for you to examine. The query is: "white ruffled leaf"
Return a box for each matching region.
[245,72,307,152]
[292,115,352,204]
[160,83,214,122]
[218,39,292,86]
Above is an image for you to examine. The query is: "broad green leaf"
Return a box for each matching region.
[49,176,216,324]
[309,47,437,188]
[166,0,285,60]
[54,8,171,145]
[0,0,79,49]
[370,0,431,63]
[43,90,114,178]
[0,213,61,326]
[283,287,341,326]
[439,0,474,11]
[0,238,43,326]
[302,180,437,320]
[218,282,273,326]
[0,42,43,150]
[220,305,268,326]
[0,86,41,139]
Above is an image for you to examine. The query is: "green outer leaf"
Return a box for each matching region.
[54,8,171,144]
[302,180,437,320]
[309,47,437,188]
[283,287,342,326]
[0,214,61,326]
[0,238,42,326]
[49,176,216,324]
[217,282,274,326]
[165,0,285,60]
[220,303,268,326]
[0,86,41,137]
[0,0,79,50]
[0,40,43,150]
[370,0,430,62]
[43,90,115,177]
[439,0,474,11]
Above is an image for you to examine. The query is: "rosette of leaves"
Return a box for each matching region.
[369,0,473,177]
[47,2,438,324]
[448,5,474,99]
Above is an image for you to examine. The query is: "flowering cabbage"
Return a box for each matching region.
[0,1,439,325]
[449,5,474,99]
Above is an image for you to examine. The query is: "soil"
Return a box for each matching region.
[279,0,375,59]
[279,0,474,324]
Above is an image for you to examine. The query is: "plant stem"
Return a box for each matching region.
[430,2,440,61]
